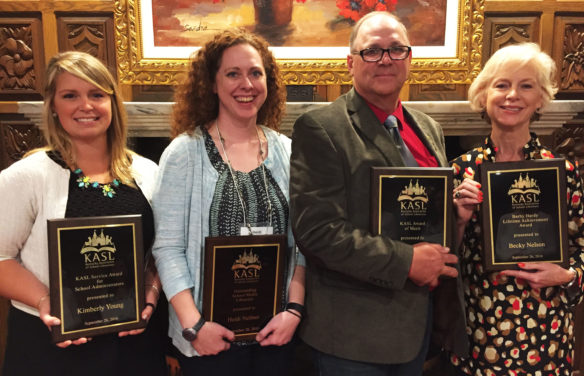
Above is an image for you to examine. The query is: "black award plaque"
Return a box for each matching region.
[203,235,286,342]
[47,215,145,342]
[481,159,568,271]
[370,167,453,248]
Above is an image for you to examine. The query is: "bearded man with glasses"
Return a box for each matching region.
[290,11,468,376]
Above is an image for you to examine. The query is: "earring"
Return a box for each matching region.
[52,112,57,117]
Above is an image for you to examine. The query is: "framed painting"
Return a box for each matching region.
[114,0,483,85]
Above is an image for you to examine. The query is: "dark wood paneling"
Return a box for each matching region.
[0,120,44,169]
[409,84,468,101]
[553,16,584,93]
[286,85,315,102]
[483,15,539,64]
[0,15,44,100]
[131,85,175,102]
[56,15,116,77]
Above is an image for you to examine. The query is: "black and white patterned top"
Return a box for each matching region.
[203,127,289,238]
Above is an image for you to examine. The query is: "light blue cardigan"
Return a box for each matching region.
[152,126,305,357]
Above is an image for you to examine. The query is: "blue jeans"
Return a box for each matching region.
[314,299,433,376]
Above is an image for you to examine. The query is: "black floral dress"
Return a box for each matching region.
[449,133,584,375]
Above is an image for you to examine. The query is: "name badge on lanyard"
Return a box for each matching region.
[240,224,274,236]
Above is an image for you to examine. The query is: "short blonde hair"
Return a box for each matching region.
[43,51,135,186]
[468,43,558,112]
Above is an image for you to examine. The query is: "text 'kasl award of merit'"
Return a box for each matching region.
[47,215,145,342]
[370,167,453,248]
[203,235,286,342]
[481,159,568,271]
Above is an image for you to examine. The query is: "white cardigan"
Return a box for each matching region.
[0,151,158,316]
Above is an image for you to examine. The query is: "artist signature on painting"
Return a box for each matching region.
[183,21,208,32]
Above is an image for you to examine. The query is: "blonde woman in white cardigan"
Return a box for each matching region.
[0,51,166,376]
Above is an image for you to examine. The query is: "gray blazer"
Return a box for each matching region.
[290,88,468,364]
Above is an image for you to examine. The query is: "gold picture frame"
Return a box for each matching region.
[114,0,484,85]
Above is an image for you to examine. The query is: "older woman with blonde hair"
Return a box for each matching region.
[0,51,166,376]
[450,42,584,375]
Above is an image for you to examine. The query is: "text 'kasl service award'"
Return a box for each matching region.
[47,215,145,342]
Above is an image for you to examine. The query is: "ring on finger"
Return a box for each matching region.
[455,190,461,199]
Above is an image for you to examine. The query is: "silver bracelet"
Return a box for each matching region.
[562,267,578,289]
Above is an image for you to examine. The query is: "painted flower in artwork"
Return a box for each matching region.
[336,0,397,22]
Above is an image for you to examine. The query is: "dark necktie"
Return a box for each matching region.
[383,115,419,167]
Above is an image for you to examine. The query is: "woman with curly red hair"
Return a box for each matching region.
[152,28,306,376]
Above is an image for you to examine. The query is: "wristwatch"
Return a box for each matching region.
[182,316,206,342]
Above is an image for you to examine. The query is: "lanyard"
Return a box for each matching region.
[215,122,273,233]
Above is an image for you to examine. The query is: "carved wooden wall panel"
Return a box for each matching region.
[483,16,539,65]
[0,16,44,100]
[408,84,468,101]
[57,15,116,77]
[553,16,584,93]
[553,122,584,171]
[0,120,45,169]
[552,114,584,376]
[131,84,175,102]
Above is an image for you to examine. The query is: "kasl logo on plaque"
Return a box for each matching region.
[232,249,262,282]
[81,229,117,267]
[508,173,541,209]
[398,180,429,214]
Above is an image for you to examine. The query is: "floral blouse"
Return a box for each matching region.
[450,133,584,375]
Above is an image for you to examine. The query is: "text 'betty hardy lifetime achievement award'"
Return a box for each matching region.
[370,167,453,247]
[203,234,286,342]
[481,159,568,271]
[48,215,145,342]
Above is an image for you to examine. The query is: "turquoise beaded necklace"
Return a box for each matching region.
[74,168,119,198]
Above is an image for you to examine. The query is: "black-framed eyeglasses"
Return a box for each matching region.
[356,46,412,62]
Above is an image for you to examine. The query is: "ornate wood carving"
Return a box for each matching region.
[0,121,45,169]
[560,24,584,91]
[286,85,314,102]
[69,24,105,56]
[0,26,34,90]
[57,16,116,77]
[552,123,584,175]
[494,24,530,41]
[131,85,174,102]
[409,83,468,101]
[483,16,537,64]
[0,18,44,99]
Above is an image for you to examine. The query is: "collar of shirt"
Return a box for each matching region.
[365,100,439,168]
[366,100,407,128]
